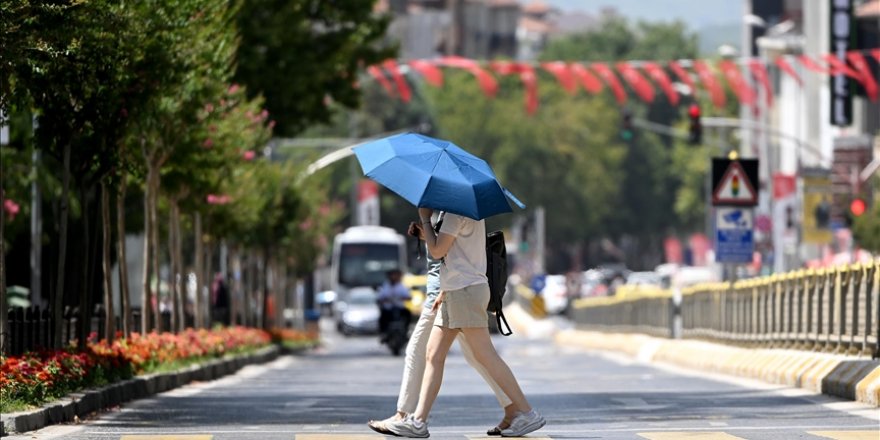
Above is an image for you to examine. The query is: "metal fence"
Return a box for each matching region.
[566,261,880,358]
[4,306,161,356]
[568,285,674,338]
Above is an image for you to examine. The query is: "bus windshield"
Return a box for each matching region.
[338,243,402,287]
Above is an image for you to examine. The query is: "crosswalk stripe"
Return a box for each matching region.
[295,435,384,440]
[807,431,880,440]
[638,433,746,440]
[119,436,212,440]
[467,436,553,440]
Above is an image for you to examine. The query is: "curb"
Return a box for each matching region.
[502,301,880,407]
[0,345,280,436]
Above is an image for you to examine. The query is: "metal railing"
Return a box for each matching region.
[564,261,879,358]
[568,285,674,338]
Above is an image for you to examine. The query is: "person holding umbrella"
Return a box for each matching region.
[353,133,541,437]
[368,211,517,437]
[381,207,545,438]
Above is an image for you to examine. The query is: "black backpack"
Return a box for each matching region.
[486,230,512,336]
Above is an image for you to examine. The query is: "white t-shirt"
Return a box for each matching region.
[438,213,487,291]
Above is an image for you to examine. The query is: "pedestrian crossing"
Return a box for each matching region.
[114,431,880,440]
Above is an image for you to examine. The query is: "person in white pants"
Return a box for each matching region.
[368,211,516,436]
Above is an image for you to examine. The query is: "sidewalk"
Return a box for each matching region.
[502,302,880,408]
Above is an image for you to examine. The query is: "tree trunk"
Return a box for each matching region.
[53,143,71,348]
[141,159,154,334]
[193,212,203,328]
[230,247,240,326]
[101,180,115,342]
[167,201,177,332]
[261,248,270,330]
[150,170,162,333]
[172,200,184,331]
[78,185,92,350]
[0,156,8,355]
[117,178,131,337]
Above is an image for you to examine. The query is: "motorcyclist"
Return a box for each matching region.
[377,269,412,342]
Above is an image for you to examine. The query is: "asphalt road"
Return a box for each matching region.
[9,317,879,440]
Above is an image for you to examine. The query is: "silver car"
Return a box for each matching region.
[334,287,380,335]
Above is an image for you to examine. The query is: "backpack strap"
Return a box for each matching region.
[495,310,513,336]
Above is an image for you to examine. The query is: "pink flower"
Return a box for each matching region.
[267,120,276,129]
[206,194,232,205]
[228,84,240,95]
[242,150,256,161]
[260,109,269,120]
[202,138,214,148]
[3,199,20,221]
[204,103,214,113]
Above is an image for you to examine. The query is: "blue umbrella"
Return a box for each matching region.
[353,133,525,220]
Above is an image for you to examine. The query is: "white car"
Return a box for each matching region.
[540,275,569,315]
[334,287,380,335]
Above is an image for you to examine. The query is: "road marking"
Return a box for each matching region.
[638,433,746,439]
[119,436,212,440]
[467,436,553,440]
[295,435,383,440]
[808,432,880,440]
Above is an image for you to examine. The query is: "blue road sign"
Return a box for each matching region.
[715,207,754,264]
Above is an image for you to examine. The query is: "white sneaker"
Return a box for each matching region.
[385,414,430,438]
[500,410,545,437]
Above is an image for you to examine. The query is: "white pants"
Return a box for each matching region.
[397,310,512,413]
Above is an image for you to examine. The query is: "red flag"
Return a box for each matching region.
[747,59,773,107]
[591,62,627,104]
[382,59,411,103]
[616,62,655,103]
[642,62,679,105]
[846,51,878,101]
[692,60,726,108]
[775,56,802,86]
[822,53,860,78]
[367,65,395,97]
[408,60,444,87]
[718,60,756,106]
[541,62,578,95]
[491,61,539,115]
[668,61,696,94]
[797,54,831,74]
[437,56,498,98]
[570,63,603,94]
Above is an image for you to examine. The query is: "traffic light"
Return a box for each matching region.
[850,198,866,217]
[844,197,866,228]
[620,109,634,141]
[687,104,702,145]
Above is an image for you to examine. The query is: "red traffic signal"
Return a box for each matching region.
[850,198,866,217]
[687,104,702,145]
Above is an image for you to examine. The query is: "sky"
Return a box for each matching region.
[544,0,745,28]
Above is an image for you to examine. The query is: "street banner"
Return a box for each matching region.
[715,207,754,264]
[802,172,833,244]
[356,179,380,226]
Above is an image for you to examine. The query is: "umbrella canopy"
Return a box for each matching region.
[353,133,525,220]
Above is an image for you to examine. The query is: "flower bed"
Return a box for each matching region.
[0,326,274,413]
[269,327,320,351]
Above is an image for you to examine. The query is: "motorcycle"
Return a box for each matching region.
[383,306,410,356]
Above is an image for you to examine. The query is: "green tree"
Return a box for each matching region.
[233,0,396,137]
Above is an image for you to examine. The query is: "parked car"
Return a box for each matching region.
[334,287,380,335]
[541,274,569,315]
[580,269,609,297]
[625,271,664,288]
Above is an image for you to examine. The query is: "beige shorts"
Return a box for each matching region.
[436,283,489,329]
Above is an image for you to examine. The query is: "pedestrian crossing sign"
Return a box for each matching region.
[712,158,758,206]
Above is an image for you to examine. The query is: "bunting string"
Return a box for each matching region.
[365,49,880,114]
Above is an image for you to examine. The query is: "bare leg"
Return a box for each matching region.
[459,327,532,414]
[412,325,459,422]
